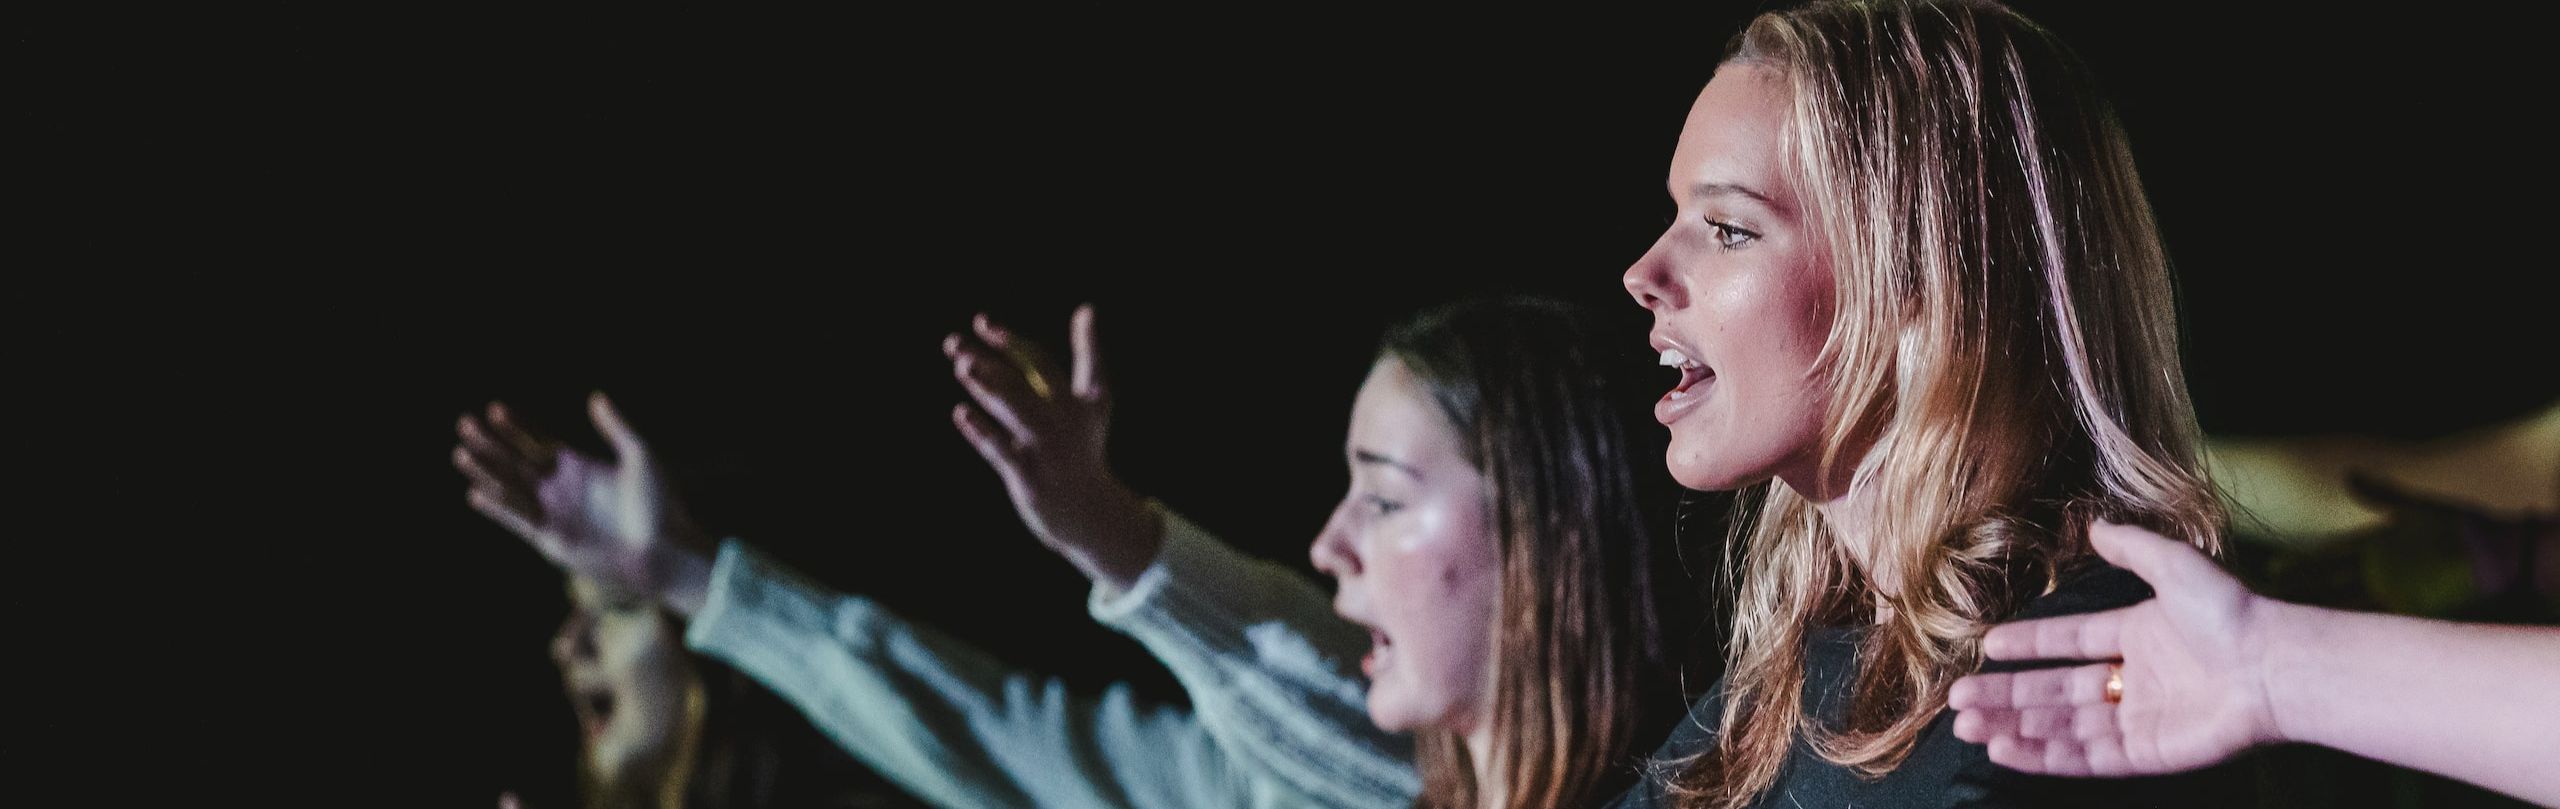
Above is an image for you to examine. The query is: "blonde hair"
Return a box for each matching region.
[1673,2,2223,806]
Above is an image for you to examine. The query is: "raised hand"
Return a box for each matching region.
[453,392,713,612]
[944,304,1163,590]
[1948,521,2285,776]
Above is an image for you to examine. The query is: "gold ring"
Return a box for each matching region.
[1001,344,1056,400]
[2103,662,2124,704]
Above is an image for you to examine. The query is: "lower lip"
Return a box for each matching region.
[1655,378,1711,425]
[1361,647,1388,678]
[584,716,609,740]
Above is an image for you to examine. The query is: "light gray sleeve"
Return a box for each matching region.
[1088,507,1423,809]
[685,539,1322,809]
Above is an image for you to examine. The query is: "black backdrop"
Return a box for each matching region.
[17,4,2555,805]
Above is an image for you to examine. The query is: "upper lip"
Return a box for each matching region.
[1648,330,1689,358]
[1650,330,1703,368]
[1332,600,1383,640]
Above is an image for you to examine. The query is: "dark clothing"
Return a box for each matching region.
[1609,564,2258,808]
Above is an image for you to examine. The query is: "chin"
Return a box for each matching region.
[1666,448,1745,492]
[1364,689,1427,733]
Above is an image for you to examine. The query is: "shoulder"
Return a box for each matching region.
[2014,560,2152,621]
[1605,686,1726,809]
[1973,561,2150,677]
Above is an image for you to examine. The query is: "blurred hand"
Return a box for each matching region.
[945,305,1162,590]
[454,393,713,611]
[1948,521,2287,776]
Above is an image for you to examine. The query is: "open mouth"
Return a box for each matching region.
[1361,628,1395,679]
[1660,348,1716,396]
[575,688,617,738]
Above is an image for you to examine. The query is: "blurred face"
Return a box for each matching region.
[554,577,699,793]
[1623,63,1838,494]
[1308,358,1500,734]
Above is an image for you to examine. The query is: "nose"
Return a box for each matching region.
[1307,503,1361,581]
[1623,231,1684,313]
[552,608,598,668]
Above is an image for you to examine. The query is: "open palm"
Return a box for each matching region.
[452,392,704,593]
[1949,521,2284,776]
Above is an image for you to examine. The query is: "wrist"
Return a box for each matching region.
[648,540,717,618]
[2253,596,2332,747]
[1063,490,1166,591]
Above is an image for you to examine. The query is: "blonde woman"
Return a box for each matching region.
[1614,0,2250,805]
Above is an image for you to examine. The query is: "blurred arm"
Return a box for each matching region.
[684,539,1326,809]
[1088,506,1421,809]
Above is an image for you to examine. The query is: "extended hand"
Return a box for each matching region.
[1949,522,2286,776]
[944,305,1162,589]
[453,393,712,608]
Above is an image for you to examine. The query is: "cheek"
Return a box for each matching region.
[1375,509,1500,717]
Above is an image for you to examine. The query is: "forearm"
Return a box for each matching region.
[2265,601,2560,804]
[1091,509,1421,809]
[651,543,714,618]
[685,540,1274,809]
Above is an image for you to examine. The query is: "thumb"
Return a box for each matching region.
[2088,519,2192,586]
[588,391,648,461]
[1070,302,1108,404]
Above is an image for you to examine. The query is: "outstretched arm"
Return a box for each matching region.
[1949,522,2560,805]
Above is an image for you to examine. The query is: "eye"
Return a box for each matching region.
[1707,219,1760,249]
[1362,494,1405,517]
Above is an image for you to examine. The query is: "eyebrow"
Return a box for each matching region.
[1352,448,1423,481]
[1687,181,1777,207]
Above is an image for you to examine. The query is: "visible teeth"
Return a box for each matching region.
[1658,348,1691,368]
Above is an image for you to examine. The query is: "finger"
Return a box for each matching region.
[499,792,521,809]
[1979,663,2116,709]
[2089,519,2204,584]
[587,391,649,462]
[1981,607,2126,661]
[2078,734,2134,777]
[1987,736,2054,774]
[1069,303,1108,404]
[454,445,533,497]
[952,403,1025,474]
[2069,703,2121,741]
[2060,662,2120,703]
[458,414,525,470]
[2015,706,2075,740]
[1953,706,2020,743]
[953,348,1041,444]
[469,489,543,543]
[2038,736,2095,777]
[454,447,542,527]
[1949,671,2020,709]
[974,313,1061,400]
[486,402,556,471]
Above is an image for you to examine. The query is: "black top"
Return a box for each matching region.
[1607,563,2259,808]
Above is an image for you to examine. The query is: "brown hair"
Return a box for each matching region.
[1383,297,1683,809]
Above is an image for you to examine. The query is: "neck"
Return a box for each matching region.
[1786,451,1901,612]
[1465,724,1504,809]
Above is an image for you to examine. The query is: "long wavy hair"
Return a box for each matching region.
[1668,2,2224,807]
[1384,297,1684,809]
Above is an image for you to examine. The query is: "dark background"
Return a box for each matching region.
[16,3,2554,805]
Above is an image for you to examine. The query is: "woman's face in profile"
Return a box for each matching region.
[554,576,699,793]
[1310,358,1500,735]
[1623,63,1838,495]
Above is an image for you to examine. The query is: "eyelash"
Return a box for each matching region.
[1362,494,1404,517]
[1706,219,1760,249]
